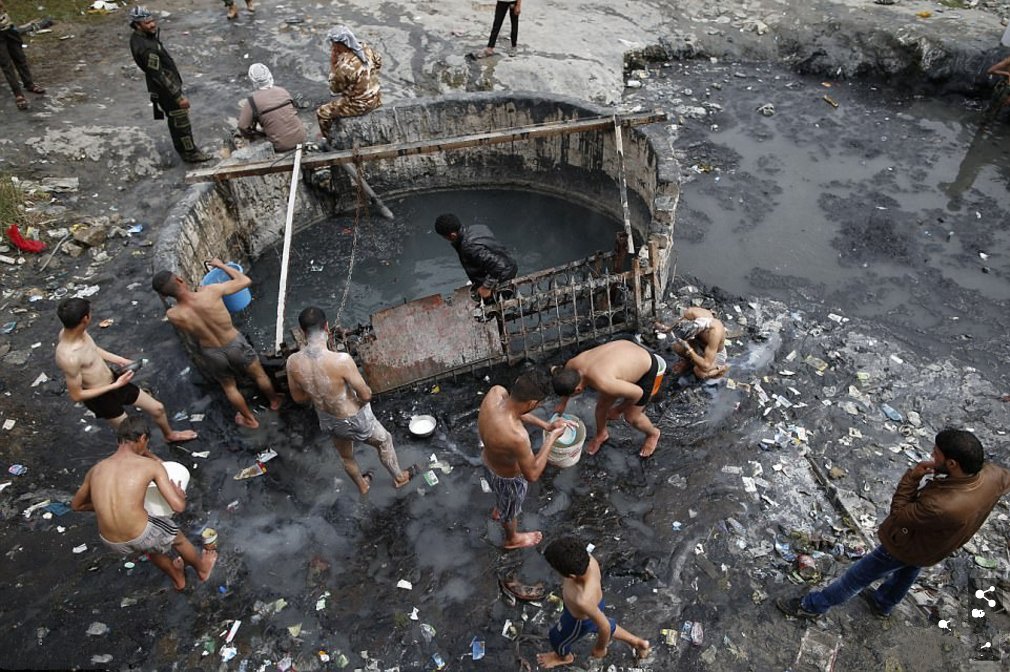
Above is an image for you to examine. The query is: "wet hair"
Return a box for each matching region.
[551,366,580,396]
[116,416,151,444]
[299,306,327,334]
[544,536,590,577]
[152,270,179,297]
[673,319,703,342]
[434,213,462,237]
[935,428,984,474]
[511,371,550,403]
[57,298,91,328]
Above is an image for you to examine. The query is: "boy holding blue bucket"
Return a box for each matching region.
[152,259,281,429]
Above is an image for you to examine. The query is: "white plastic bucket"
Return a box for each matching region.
[144,461,190,517]
[544,413,586,468]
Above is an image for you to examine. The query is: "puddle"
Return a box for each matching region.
[239,188,623,343]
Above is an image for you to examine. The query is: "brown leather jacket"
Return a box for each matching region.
[878,463,1010,567]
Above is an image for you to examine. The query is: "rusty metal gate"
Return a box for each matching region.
[356,237,661,393]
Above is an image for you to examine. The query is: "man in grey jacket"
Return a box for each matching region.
[777,428,1010,620]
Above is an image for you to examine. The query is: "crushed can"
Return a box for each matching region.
[680,620,693,641]
[660,628,678,646]
[797,554,818,580]
[201,527,218,550]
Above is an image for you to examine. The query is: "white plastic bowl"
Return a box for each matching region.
[409,414,437,438]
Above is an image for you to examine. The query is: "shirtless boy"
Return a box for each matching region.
[152,259,281,429]
[667,306,729,380]
[537,536,650,669]
[55,298,196,444]
[551,339,664,458]
[479,372,569,549]
[286,306,415,494]
[71,417,216,591]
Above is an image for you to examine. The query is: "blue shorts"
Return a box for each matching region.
[549,599,617,656]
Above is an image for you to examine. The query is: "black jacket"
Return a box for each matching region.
[452,224,518,290]
[130,28,183,102]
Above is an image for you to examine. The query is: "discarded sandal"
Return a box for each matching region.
[499,577,546,602]
[27,84,45,94]
[15,95,28,110]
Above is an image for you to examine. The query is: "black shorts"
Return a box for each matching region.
[83,383,141,419]
[633,352,666,407]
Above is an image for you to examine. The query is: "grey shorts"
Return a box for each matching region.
[318,403,384,442]
[486,468,529,523]
[199,333,257,381]
[100,515,179,556]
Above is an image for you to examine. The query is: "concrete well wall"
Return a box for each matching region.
[154,92,679,294]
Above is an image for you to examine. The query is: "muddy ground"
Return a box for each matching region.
[2,1,1010,671]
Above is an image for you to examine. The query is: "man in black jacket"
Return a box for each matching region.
[128,6,212,163]
[435,213,518,300]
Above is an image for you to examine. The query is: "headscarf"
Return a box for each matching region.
[128,5,152,25]
[325,25,367,65]
[248,63,274,90]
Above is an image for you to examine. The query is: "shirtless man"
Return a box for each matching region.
[479,372,569,549]
[286,306,415,494]
[55,298,196,444]
[71,417,217,591]
[152,259,281,429]
[551,339,664,458]
[667,307,729,380]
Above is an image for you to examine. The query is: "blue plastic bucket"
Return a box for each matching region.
[200,261,252,313]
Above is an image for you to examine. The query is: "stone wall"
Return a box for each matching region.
[155,92,680,294]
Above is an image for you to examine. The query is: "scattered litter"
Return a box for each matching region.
[315,591,330,611]
[86,622,108,636]
[880,403,903,423]
[756,103,775,116]
[660,627,678,645]
[471,637,485,660]
[287,623,302,637]
[1,321,15,334]
[31,372,49,387]
[234,463,266,480]
[422,470,439,487]
[501,619,517,639]
[318,650,330,663]
[127,224,144,234]
[45,502,71,516]
[73,543,88,553]
[690,621,704,646]
[256,448,278,463]
[823,95,839,108]
[480,477,491,493]
[409,607,419,620]
[219,646,237,662]
[397,579,413,590]
[671,521,682,531]
[23,500,50,519]
[191,451,210,459]
[827,313,846,323]
[8,464,27,476]
[190,414,205,422]
[974,555,998,569]
[420,623,436,642]
[91,655,113,665]
[431,653,446,670]
[3,419,16,430]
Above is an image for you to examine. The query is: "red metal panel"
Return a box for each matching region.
[359,288,502,393]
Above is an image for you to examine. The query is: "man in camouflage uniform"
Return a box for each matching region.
[0,0,45,111]
[316,25,382,140]
[128,6,212,163]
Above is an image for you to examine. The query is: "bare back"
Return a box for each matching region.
[569,340,652,395]
[55,329,114,390]
[286,344,364,419]
[683,306,726,355]
[561,555,605,619]
[166,288,239,348]
[87,453,168,542]
[479,386,533,478]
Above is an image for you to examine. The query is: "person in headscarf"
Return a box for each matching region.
[237,63,306,152]
[128,6,212,163]
[667,306,729,380]
[316,25,382,139]
[0,0,45,111]
[222,0,254,21]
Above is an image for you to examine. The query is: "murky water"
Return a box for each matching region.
[239,189,622,344]
[640,63,1010,335]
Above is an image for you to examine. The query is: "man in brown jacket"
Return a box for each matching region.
[778,428,1010,620]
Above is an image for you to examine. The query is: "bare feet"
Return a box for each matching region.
[357,470,374,495]
[269,396,282,411]
[585,431,609,456]
[639,433,660,459]
[504,530,543,550]
[235,412,259,429]
[165,429,198,443]
[245,0,255,11]
[227,4,238,19]
[393,464,420,489]
[536,652,575,669]
[635,641,651,660]
[169,557,186,591]
[197,549,218,582]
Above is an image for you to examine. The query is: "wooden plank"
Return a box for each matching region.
[185,111,668,183]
